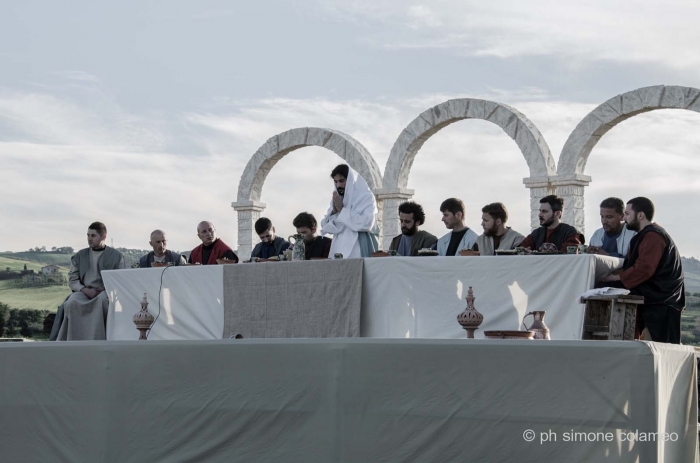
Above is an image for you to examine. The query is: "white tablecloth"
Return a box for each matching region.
[105,255,623,340]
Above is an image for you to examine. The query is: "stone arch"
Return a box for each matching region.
[555,85,700,231]
[232,127,383,259]
[378,98,556,249]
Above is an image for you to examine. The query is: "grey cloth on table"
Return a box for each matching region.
[222,259,363,339]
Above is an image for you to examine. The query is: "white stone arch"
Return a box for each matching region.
[555,85,700,232]
[232,127,383,259]
[378,98,557,250]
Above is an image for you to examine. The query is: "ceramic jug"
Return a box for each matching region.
[288,234,306,261]
[522,311,551,340]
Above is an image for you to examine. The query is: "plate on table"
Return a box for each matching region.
[417,248,439,256]
[495,249,518,256]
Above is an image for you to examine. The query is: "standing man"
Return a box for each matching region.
[293,212,332,259]
[251,218,290,259]
[588,197,636,258]
[138,229,186,267]
[520,195,581,252]
[389,201,437,256]
[189,221,238,264]
[436,198,478,256]
[321,164,379,258]
[603,197,684,344]
[50,222,126,341]
[473,202,524,255]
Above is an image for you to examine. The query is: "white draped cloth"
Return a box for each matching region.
[321,166,378,259]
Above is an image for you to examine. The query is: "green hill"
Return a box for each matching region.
[0,252,72,267]
[0,256,48,273]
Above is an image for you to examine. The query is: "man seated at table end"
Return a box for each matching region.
[138,229,186,267]
[293,212,332,259]
[389,201,437,256]
[588,197,636,258]
[189,221,238,264]
[520,195,580,253]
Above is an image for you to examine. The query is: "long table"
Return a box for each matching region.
[105,255,622,341]
[0,339,696,462]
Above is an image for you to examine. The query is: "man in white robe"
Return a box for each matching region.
[50,222,126,341]
[321,164,379,258]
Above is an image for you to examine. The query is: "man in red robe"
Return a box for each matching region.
[188,221,238,265]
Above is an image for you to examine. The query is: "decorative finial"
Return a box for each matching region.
[457,286,484,339]
[133,293,154,340]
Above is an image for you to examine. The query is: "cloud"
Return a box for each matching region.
[51,70,100,83]
[307,0,700,71]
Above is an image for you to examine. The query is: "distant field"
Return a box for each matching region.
[0,252,72,267]
[0,283,70,311]
[0,256,48,273]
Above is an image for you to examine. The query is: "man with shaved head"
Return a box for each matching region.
[188,221,238,264]
[138,230,186,267]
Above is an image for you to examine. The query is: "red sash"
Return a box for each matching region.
[189,239,234,265]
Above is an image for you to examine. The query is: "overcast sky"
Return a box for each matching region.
[2,0,700,256]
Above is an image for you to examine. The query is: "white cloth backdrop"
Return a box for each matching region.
[106,265,224,340]
[105,255,622,340]
[361,254,623,339]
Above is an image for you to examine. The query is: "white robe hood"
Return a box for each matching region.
[320,166,379,259]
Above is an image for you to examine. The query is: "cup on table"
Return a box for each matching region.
[578,244,589,254]
[566,246,578,254]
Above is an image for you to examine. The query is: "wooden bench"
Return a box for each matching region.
[581,295,644,340]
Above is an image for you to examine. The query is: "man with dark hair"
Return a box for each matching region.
[321,164,379,258]
[50,222,126,341]
[189,221,238,264]
[388,201,437,256]
[138,230,186,267]
[603,197,684,344]
[251,217,290,259]
[293,212,332,259]
[436,198,478,256]
[588,197,636,258]
[520,195,581,252]
[473,202,524,255]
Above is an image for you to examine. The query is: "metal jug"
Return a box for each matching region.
[288,234,306,261]
[522,311,551,340]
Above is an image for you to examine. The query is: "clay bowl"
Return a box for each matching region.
[458,250,480,256]
[151,262,169,268]
[371,251,391,258]
[484,330,535,340]
[216,259,238,265]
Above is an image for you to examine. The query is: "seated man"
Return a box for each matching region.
[588,197,636,258]
[520,195,580,252]
[473,202,524,255]
[389,201,437,256]
[188,221,238,264]
[321,164,379,258]
[603,197,684,344]
[293,212,333,259]
[50,222,126,341]
[251,217,290,259]
[436,198,478,256]
[138,229,186,267]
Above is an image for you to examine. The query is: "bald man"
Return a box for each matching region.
[138,230,186,267]
[188,221,238,265]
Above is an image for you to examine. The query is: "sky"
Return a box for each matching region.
[2,0,700,256]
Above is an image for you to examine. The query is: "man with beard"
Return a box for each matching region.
[188,221,238,264]
[520,195,581,252]
[436,198,478,256]
[293,212,333,259]
[251,217,290,259]
[388,201,437,256]
[602,197,684,344]
[50,222,127,341]
[473,202,524,255]
[138,229,186,267]
[321,164,379,258]
[588,197,636,258]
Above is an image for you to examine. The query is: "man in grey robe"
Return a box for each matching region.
[389,201,437,256]
[473,202,525,255]
[50,222,126,341]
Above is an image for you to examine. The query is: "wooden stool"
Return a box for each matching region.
[581,295,644,340]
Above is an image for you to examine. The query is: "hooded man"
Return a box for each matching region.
[320,164,379,258]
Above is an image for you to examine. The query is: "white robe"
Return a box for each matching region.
[320,166,379,259]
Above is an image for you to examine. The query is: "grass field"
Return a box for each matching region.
[0,284,70,311]
[0,255,50,273]
[0,252,72,267]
